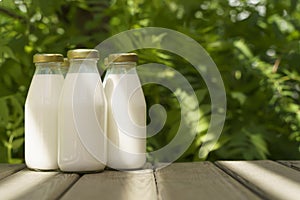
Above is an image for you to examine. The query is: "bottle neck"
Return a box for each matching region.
[34,62,62,75]
[68,59,99,73]
[106,62,137,74]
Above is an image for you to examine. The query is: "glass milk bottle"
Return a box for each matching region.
[58,49,107,172]
[103,53,146,169]
[25,54,64,170]
[61,58,70,78]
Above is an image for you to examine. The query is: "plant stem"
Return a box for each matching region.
[0,7,25,20]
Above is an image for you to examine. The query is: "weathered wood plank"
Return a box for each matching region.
[155,162,260,200]
[278,160,300,171]
[22,172,80,200]
[61,169,157,200]
[216,160,300,200]
[0,164,25,180]
[0,169,79,200]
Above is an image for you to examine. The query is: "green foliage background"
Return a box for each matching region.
[0,0,300,163]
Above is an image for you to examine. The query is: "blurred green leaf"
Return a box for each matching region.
[12,138,24,150]
[234,40,254,59]
[12,127,24,138]
[0,99,9,128]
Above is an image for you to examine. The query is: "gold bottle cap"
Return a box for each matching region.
[61,58,70,68]
[33,54,64,63]
[107,53,138,63]
[67,49,99,60]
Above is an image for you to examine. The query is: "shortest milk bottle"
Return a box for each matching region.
[58,49,107,172]
[25,53,64,170]
[103,53,146,170]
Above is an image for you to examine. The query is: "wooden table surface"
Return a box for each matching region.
[0,160,299,200]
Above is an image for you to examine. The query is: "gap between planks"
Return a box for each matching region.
[277,160,300,171]
[0,168,80,200]
[0,164,25,181]
[215,160,300,200]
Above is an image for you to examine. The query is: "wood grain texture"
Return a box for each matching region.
[0,164,25,180]
[0,169,79,200]
[61,169,157,200]
[278,160,300,171]
[155,162,260,200]
[216,160,300,200]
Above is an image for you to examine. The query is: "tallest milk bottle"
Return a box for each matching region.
[58,49,107,172]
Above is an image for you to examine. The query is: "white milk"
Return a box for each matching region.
[58,72,107,172]
[104,72,146,169]
[25,74,64,170]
